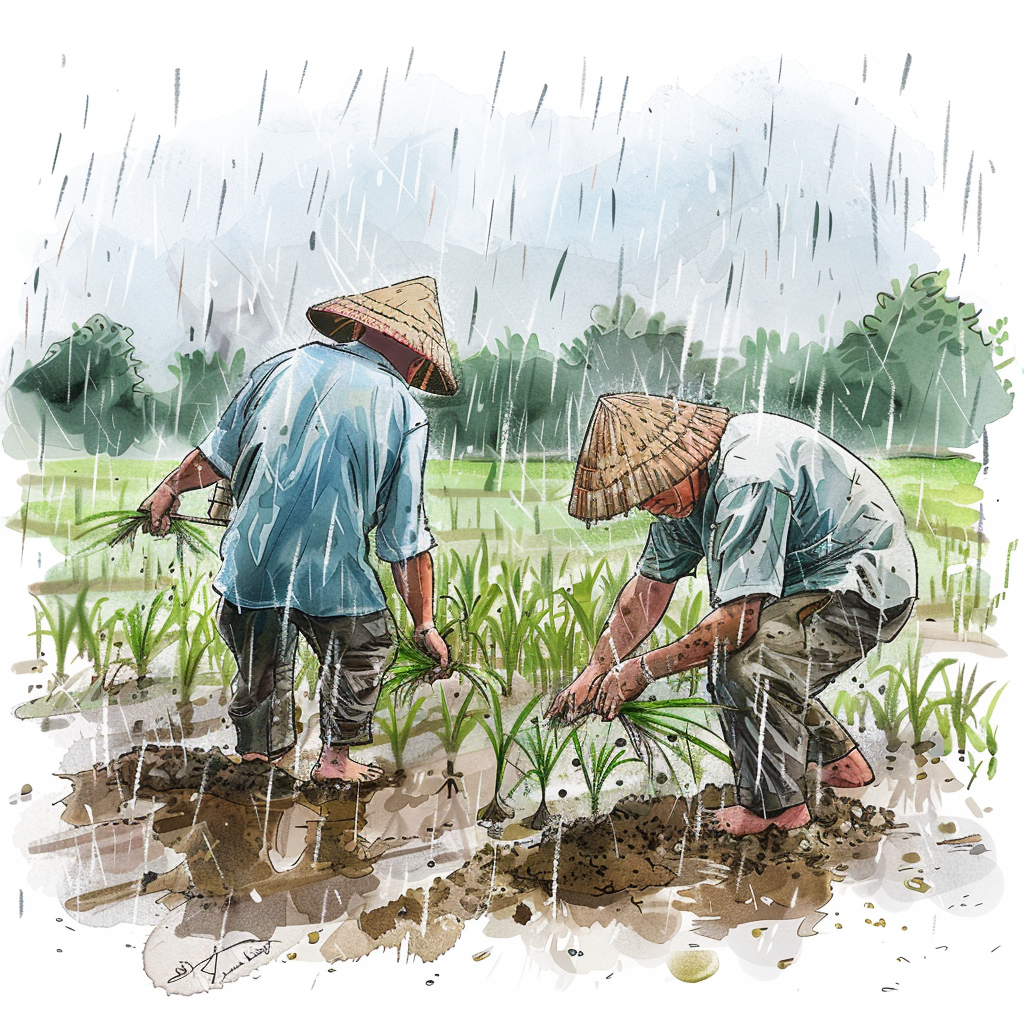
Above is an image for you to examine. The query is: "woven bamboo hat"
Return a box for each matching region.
[306,276,458,395]
[568,394,731,522]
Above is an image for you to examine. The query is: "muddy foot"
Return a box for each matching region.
[710,802,811,836]
[312,746,384,783]
[818,749,874,788]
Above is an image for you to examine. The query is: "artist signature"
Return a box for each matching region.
[167,938,274,985]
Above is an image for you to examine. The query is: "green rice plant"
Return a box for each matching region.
[430,681,481,797]
[207,631,237,690]
[76,508,218,564]
[34,593,81,686]
[617,698,731,790]
[294,639,320,700]
[557,557,609,649]
[889,640,955,748]
[934,662,999,758]
[508,720,572,828]
[373,689,428,775]
[965,683,1005,787]
[438,579,501,666]
[117,590,175,681]
[31,607,44,659]
[476,685,544,822]
[74,595,121,685]
[485,560,542,693]
[533,600,584,693]
[570,727,641,817]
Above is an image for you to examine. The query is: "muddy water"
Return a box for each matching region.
[18,722,1002,996]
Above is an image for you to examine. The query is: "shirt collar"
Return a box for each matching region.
[337,340,407,383]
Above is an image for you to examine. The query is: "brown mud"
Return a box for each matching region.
[51,744,907,979]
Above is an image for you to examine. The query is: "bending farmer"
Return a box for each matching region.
[141,277,458,782]
[547,396,916,835]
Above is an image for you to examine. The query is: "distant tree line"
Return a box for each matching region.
[424,268,1014,459]
[6,268,1012,461]
[6,314,247,458]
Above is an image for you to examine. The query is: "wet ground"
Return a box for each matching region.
[9,677,1005,995]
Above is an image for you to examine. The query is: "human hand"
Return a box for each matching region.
[413,624,450,674]
[593,658,648,720]
[139,483,180,537]
[545,665,605,722]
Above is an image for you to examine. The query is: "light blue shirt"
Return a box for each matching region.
[199,341,435,617]
[638,413,917,611]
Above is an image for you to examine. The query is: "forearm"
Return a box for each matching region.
[158,448,224,496]
[643,596,764,680]
[587,575,675,674]
[390,550,436,629]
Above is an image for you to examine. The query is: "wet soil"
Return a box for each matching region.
[52,744,905,972]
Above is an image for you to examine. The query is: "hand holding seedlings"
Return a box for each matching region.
[139,448,225,536]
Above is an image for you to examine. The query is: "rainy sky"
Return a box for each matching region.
[1,5,1018,394]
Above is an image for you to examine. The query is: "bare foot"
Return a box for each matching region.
[818,749,874,788]
[240,751,269,763]
[710,803,811,836]
[312,745,384,783]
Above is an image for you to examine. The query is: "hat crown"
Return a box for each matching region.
[568,393,730,523]
[306,276,458,395]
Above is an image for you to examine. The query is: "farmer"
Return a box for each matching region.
[547,395,916,835]
[140,277,457,782]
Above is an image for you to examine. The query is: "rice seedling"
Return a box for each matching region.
[508,719,573,828]
[557,558,609,649]
[616,698,731,790]
[76,508,218,564]
[476,686,544,822]
[485,560,542,694]
[73,595,121,686]
[934,662,999,759]
[294,639,320,701]
[886,638,956,748]
[965,684,1005,787]
[570,727,641,817]
[430,681,481,797]
[117,590,175,681]
[34,594,81,686]
[373,689,428,776]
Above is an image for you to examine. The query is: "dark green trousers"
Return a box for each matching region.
[218,600,396,759]
[707,590,913,816]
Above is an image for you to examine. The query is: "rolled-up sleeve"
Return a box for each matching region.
[711,482,792,604]
[375,422,435,563]
[638,519,704,583]
[198,371,266,479]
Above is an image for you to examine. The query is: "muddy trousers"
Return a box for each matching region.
[706,590,913,817]
[217,600,397,759]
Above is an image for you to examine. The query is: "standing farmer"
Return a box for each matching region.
[141,277,457,782]
[547,395,916,834]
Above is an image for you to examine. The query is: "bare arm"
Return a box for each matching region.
[592,594,765,720]
[546,574,675,720]
[139,448,225,535]
[390,550,449,668]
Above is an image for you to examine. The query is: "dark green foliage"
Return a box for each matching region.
[426,271,1009,459]
[10,314,149,455]
[154,348,248,444]
[7,313,247,457]
[823,269,1012,450]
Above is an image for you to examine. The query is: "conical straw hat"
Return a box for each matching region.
[306,276,458,395]
[568,394,731,523]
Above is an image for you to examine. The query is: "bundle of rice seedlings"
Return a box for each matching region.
[382,635,502,704]
[77,509,219,562]
[617,697,731,788]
